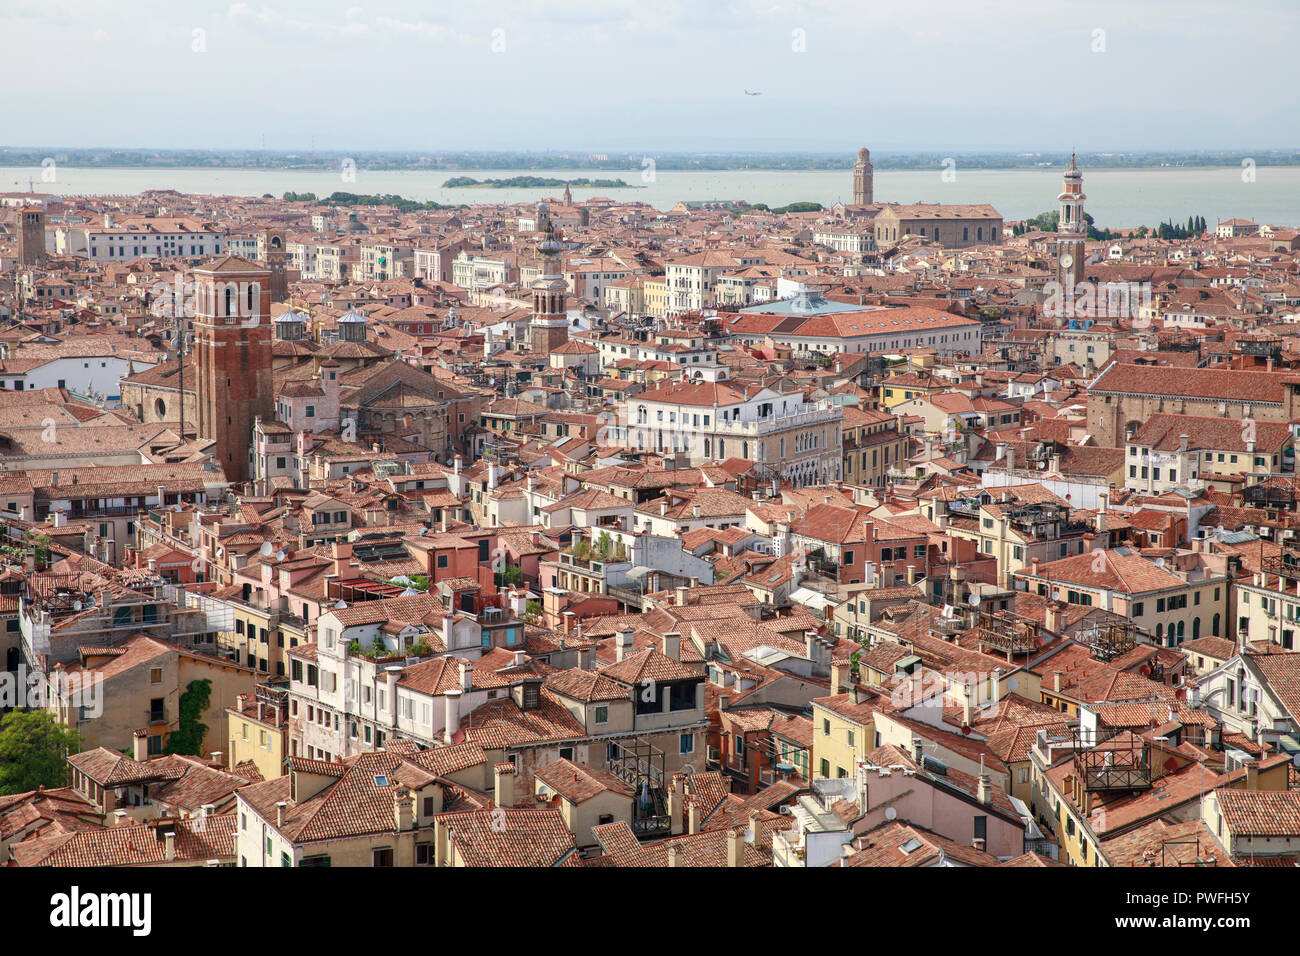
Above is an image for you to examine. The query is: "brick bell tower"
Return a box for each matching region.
[530,202,570,355]
[192,257,274,484]
[262,228,288,303]
[852,147,873,205]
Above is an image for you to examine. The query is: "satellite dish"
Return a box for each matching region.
[884,807,897,821]
[744,827,755,844]
[678,764,696,775]
[967,593,981,607]
[259,542,274,557]
[841,778,857,800]
[275,550,286,561]
[215,546,224,558]
[334,599,348,609]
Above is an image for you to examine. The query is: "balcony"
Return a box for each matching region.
[1263,551,1300,584]
[974,612,1039,656]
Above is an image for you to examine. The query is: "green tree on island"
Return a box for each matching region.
[0,711,79,795]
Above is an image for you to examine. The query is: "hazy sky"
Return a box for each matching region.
[4,0,1298,153]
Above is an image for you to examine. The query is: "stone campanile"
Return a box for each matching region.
[852,147,874,205]
[1057,154,1086,291]
[191,257,274,484]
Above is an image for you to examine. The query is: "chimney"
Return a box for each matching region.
[726,827,745,867]
[831,659,851,696]
[748,809,763,844]
[163,830,176,862]
[906,564,917,585]
[495,762,516,808]
[1045,601,1064,634]
[453,454,462,475]
[458,658,472,692]
[133,729,148,763]
[667,844,681,868]
[1053,670,1063,692]
[688,801,701,835]
[209,751,223,769]
[676,585,689,606]
[52,509,67,528]
[977,756,991,806]
[991,667,1005,700]
[662,632,681,661]
[443,614,455,647]
[962,682,974,726]
[394,790,414,831]
[1245,760,1260,790]
[667,785,684,835]
[444,688,462,743]
[692,504,701,518]
[276,801,287,828]
[615,627,635,662]
[972,837,986,852]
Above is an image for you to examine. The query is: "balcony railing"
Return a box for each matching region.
[1262,553,1300,583]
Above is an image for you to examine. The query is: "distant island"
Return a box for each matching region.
[443,175,638,189]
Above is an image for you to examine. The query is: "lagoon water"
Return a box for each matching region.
[3,164,1298,229]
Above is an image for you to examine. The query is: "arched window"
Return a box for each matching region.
[224,286,234,316]
[1212,613,1221,637]
[1192,617,1201,640]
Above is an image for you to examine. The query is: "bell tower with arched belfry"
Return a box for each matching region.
[530,202,570,355]
[262,228,288,304]
[1057,154,1086,291]
[852,147,874,205]
[191,256,274,484]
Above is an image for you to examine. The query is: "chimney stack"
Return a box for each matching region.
[662,632,681,661]
[495,762,516,809]
[276,801,287,828]
[616,627,635,662]
[831,659,851,696]
[444,688,462,743]
[133,729,148,763]
[727,827,745,867]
